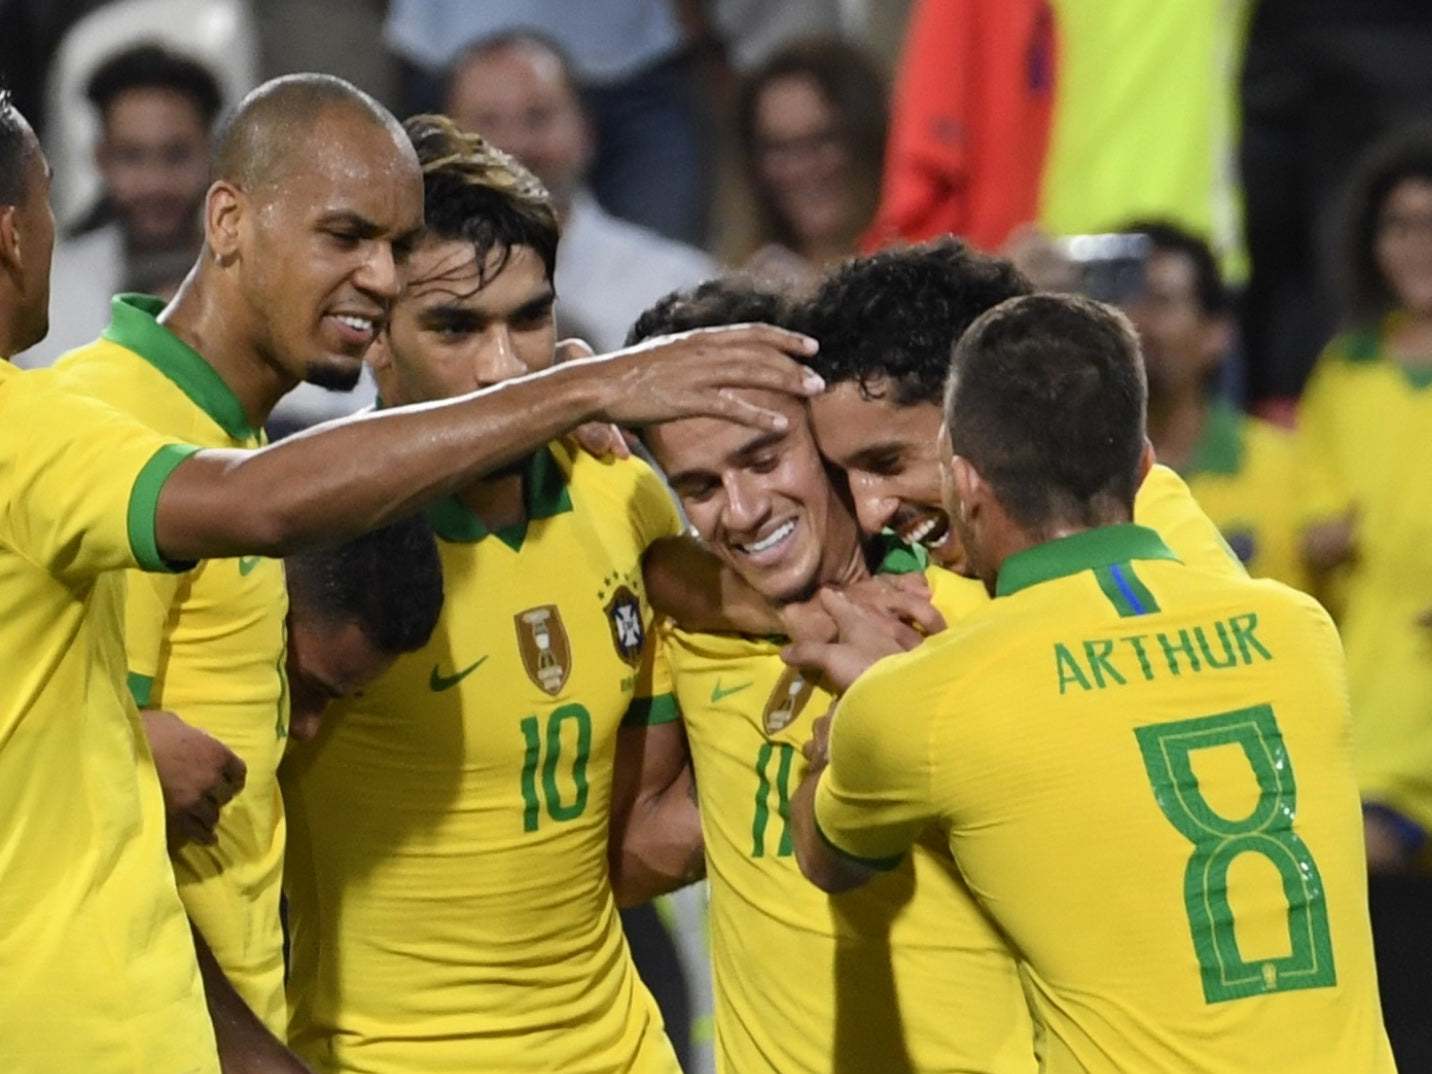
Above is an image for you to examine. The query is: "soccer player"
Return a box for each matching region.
[281,115,698,1074]
[0,91,820,1074]
[614,278,1036,1073]
[794,294,1397,1073]
[798,238,1243,579]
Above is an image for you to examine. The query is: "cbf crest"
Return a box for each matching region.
[515,605,572,696]
[598,570,646,668]
[763,666,815,735]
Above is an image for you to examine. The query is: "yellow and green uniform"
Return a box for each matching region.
[817,524,1395,1073]
[0,360,218,1073]
[1182,400,1310,591]
[1297,323,1432,835]
[653,546,1036,1074]
[283,443,684,1074]
[53,295,292,1030]
[1135,462,1245,578]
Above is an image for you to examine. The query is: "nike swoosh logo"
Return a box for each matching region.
[238,556,262,576]
[429,656,489,692]
[711,679,754,703]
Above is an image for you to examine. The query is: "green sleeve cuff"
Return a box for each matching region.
[623,692,681,727]
[127,444,201,572]
[813,816,905,873]
[127,671,154,708]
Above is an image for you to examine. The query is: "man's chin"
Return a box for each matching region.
[303,358,365,393]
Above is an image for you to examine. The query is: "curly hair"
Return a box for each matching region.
[796,237,1031,406]
[1337,123,1432,325]
[625,276,789,346]
[404,112,559,286]
[286,514,444,657]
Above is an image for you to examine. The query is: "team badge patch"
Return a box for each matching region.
[515,605,572,696]
[763,667,815,735]
[603,585,645,667]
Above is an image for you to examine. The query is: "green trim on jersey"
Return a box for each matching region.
[127,671,154,708]
[1185,400,1245,478]
[623,692,681,727]
[814,816,903,872]
[1093,562,1161,617]
[996,524,1177,599]
[425,448,573,551]
[870,531,930,575]
[127,443,202,572]
[103,294,260,441]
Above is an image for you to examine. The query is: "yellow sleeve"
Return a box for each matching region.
[0,374,199,584]
[1135,463,1246,578]
[1294,353,1354,527]
[629,458,685,549]
[813,660,936,869]
[622,617,680,727]
[122,568,185,706]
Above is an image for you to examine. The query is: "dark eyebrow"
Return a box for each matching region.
[513,289,556,320]
[417,302,482,326]
[316,210,383,237]
[848,441,907,465]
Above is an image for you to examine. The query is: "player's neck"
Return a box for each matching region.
[1387,310,1432,369]
[458,470,527,532]
[160,270,298,430]
[1149,391,1209,472]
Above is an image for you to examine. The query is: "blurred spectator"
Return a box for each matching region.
[1240,0,1432,414]
[253,0,399,111]
[865,0,1053,254]
[705,0,843,71]
[1295,126,1432,875]
[385,0,711,247]
[734,37,887,288]
[444,33,714,353]
[1120,220,1308,592]
[17,42,219,368]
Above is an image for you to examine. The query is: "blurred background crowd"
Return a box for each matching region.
[6,0,1432,1069]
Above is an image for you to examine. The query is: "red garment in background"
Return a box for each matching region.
[863,0,1057,253]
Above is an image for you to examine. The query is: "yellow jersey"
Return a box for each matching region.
[283,443,684,1074]
[0,360,218,1073]
[816,524,1395,1073]
[1297,325,1432,832]
[52,294,292,1030]
[1184,401,1310,592]
[656,554,1037,1074]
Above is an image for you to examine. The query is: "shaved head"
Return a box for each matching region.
[213,73,411,194]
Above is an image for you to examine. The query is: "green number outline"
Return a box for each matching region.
[752,741,796,858]
[519,703,592,832]
[1135,704,1337,1003]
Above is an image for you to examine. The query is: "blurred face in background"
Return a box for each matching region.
[445,42,590,214]
[1122,249,1227,394]
[1376,177,1432,316]
[97,87,211,248]
[753,74,855,254]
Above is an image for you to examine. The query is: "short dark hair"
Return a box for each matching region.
[0,90,31,205]
[405,112,559,286]
[86,43,224,128]
[797,237,1031,406]
[1337,123,1432,325]
[946,293,1147,533]
[285,515,444,656]
[1119,219,1228,316]
[736,36,887,255]
[625,276,788,347]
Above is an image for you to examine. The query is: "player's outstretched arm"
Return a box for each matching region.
[608,721,705,908]
[153,325,824,562]
[193,925,311,1073]
[790,711,878,894]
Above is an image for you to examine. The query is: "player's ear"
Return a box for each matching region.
[948,455,983,524]
[205,179,244,264]
[0,203,21,279]
[1137,437,1156,484]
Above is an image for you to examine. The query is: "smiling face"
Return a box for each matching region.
[377,238,556,404]
[645,391,858,603]
[98,86,210,248]
[232,109,423,391]
[808,380,965,571]
[753,73,853,253]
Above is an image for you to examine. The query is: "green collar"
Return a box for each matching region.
[103,294,258,440]
[424,448,573,551]
[1185,399,1245,478]
[996,524,1177,598]
[869,530,929,576]
[1339,318,1432,390]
